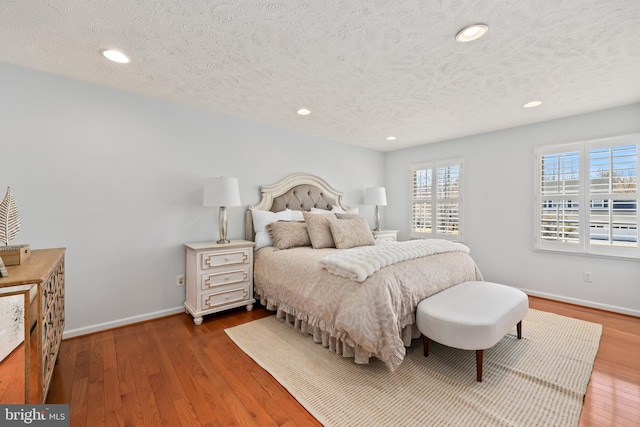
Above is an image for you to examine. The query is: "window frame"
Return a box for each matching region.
[534,133,639,260]
[410,158,465,241]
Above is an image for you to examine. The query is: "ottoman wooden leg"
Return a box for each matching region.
[476,350,483,382]
[517,321,522,339]
[423,336,429,357]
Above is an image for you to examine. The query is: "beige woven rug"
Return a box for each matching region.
[225,309,602,427]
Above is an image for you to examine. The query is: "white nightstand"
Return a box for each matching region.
[183,240,256,325]
[372,229,399,242]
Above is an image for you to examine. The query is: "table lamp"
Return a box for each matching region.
[203,177,241,244]
[364,187,387,231]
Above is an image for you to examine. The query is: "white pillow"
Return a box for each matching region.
[310,207,331,213]
[337,205,359,214]
[310,205,359,214]
[251,209,293,249]
[290,210,305,221]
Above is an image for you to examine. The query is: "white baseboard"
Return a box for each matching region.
[63,306,186,339]
[62,290,640,339]
[520,288,640,318]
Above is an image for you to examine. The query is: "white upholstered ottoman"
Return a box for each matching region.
[416,281,529,382]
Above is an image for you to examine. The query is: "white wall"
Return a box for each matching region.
[384,103,640,316]
[0,63,384,336]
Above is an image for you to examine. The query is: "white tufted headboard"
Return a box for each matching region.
[245,173,349,241]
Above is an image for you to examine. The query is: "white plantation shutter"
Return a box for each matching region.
[411,159,463,240]
[588,142,638,252]
[535,134,638,259]
[412,168,432,233]
[538,149,581,244]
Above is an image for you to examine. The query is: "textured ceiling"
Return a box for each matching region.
[1,0,639,151]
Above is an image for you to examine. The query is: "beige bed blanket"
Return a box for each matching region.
[254,246,483,372]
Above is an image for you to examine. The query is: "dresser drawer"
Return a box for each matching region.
[200,248,250,270]
[201,286,250,310]
[201,267,250,290]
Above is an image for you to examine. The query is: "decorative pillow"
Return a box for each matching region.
[327,216,376,249]
[266,221,311,249]
[251,209,292,249]
[303,211,337,249]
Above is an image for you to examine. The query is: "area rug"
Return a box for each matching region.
[225,309,602,427]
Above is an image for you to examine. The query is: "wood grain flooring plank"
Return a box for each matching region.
[86,333,106,426]
[46,334,78,404]
[113,326,139,397]
[155,320,224,426]
[101,331,124,427]
[69,376,88,427]
[144,321,188,401]
[129,327,164,426]
[120,391,146,427]
[173,396,204,427]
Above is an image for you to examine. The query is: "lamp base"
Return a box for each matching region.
[217,206,230,244]
[374,205,382,232]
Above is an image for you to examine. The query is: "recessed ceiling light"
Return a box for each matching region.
[101,49,130,64]
[455,24,488,43]
[296,108,311,116]
[523,101,543,108]
[386,136,397,141]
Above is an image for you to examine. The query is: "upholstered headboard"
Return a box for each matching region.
[245,173,348,241]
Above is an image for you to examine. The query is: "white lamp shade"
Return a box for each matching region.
[203,177,241,207]
[364,187,387,206]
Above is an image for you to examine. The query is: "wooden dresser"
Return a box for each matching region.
[0,248,65,403]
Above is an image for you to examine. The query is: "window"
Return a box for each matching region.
[535,133,639,259]
[411,159,464,240]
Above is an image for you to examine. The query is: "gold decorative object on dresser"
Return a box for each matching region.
[0,248,65,403]
[372,229,399,242]
[184,240,255,325]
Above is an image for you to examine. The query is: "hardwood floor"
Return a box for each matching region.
[45,296,640,426]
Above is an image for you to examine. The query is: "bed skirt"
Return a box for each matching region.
[255,289,420,369]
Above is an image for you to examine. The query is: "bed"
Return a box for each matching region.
[245,173,483,372]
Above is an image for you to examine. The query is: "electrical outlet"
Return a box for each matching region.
[583,271,592,282]
[176,274,185,286]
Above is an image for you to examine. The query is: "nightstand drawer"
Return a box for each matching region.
[200,248,250,269]
[201,267,250,290]
[202,286,249,309]
[372,230,399,242]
